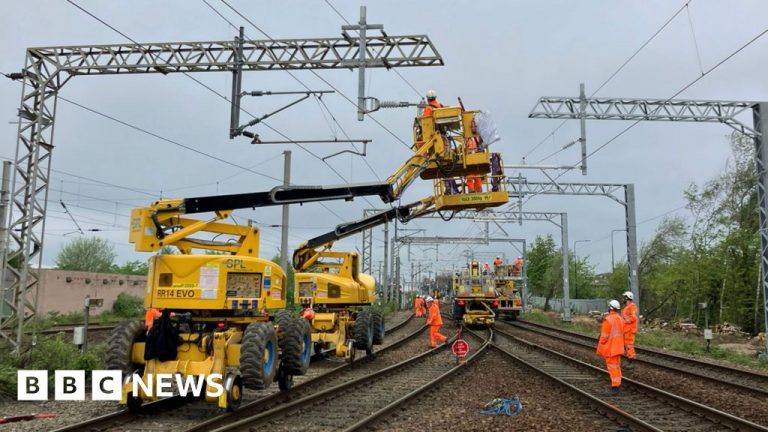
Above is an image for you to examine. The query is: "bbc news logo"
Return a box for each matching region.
[17,370,225,400]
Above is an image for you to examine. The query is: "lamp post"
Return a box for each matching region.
[611,229,627,272]
[573,240,590,300]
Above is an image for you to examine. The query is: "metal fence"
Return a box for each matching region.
[529,296,606,314]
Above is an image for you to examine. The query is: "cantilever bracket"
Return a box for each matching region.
[321,141,370,161]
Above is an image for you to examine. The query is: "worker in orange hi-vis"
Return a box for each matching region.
[597,300,626,396]
[421,89,443,117]
[414,295,426,317]
[425,296,447,348]
[621,291,639,369]
[464,120,482,193]
[144,307,162,332]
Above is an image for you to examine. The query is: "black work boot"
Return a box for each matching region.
[607,386,621,396]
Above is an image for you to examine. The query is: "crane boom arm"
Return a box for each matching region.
[130,182,394,253]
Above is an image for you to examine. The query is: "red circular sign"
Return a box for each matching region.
[452,339,469,357]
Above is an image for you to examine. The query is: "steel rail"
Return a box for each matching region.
[495,327,768,432]
[182,313,421,432]
[54,313,417,432]
[513,319,768,397]
[490,342,659,432]
[342,326,492,432]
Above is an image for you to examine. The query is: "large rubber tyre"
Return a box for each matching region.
[372,311,385,345]
[353,311,374,354]
[240,322,278,390]
[106,321,146,376]
[276,311,311,376]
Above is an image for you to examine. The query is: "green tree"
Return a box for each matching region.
[110,260,148,275]
[55,237,116,272]
[527,235,562,310]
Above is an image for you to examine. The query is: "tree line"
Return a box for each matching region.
[527,133,765,334]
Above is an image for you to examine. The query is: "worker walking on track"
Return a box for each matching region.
[621,291,638,369]
[597,300,625,396]
[425,296,447,348]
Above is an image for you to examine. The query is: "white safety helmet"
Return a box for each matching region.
[426,89,437,101]
[622,291,634,300]
[608,300,621,311]
[425,296,434,303]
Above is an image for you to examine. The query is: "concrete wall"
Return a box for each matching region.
[37,269,146,315]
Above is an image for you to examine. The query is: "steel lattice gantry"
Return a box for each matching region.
[0,32,443,350]
[530,95,768,353]
[506,179,639,306]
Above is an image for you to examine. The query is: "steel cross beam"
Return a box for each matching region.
[394,233,528,307]
[506,179,639,307]
[530,97,758,137]
[0,31,443,350]
[530,93,768,354]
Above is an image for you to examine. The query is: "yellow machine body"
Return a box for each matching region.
[122,330,244,409]
[452,261,499,326]
[492,264,523,319]
[145,254,286,312]
[295,251,373,307]
[294,251,372,360]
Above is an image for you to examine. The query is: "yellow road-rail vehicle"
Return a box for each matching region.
[289,103,509,358]
[492,264,524,321]
[452,261,500,326]
[109,183,397,411]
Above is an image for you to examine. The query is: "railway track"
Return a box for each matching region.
[51,313,419,432]
[512,319,768,397]
[494,326,768,431]
[38,324,116,335]
[205,323,491,432]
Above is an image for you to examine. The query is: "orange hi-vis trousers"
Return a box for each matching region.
[606,355,622,387]
[624,332,636,359]
[429,325,447,348]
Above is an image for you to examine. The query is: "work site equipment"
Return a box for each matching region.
[492,264,524,321]
[109,182,397,412]
[293,103,509,359]
[452,260,522,326]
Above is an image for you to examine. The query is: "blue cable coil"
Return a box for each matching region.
[480,396,523,417]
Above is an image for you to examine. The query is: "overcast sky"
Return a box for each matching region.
[2,0,768,283]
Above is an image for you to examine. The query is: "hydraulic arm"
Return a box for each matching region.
[129,182,394,253]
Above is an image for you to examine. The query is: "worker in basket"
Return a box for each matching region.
[465,119,483,193]
[422,89,443,117]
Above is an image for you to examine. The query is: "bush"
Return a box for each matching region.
[24,336,81,371]
[112,293,144,318]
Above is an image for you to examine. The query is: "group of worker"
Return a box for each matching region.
[423,90,484,195]
[595,291,638,396]
[480,256,523,275]
[413,294,448,348]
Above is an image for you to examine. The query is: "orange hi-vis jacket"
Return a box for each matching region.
[621,302,638,334]
[426,302,443,326]
[422,100,443,117]
[596,310,625,358]
[144,308,162,330]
